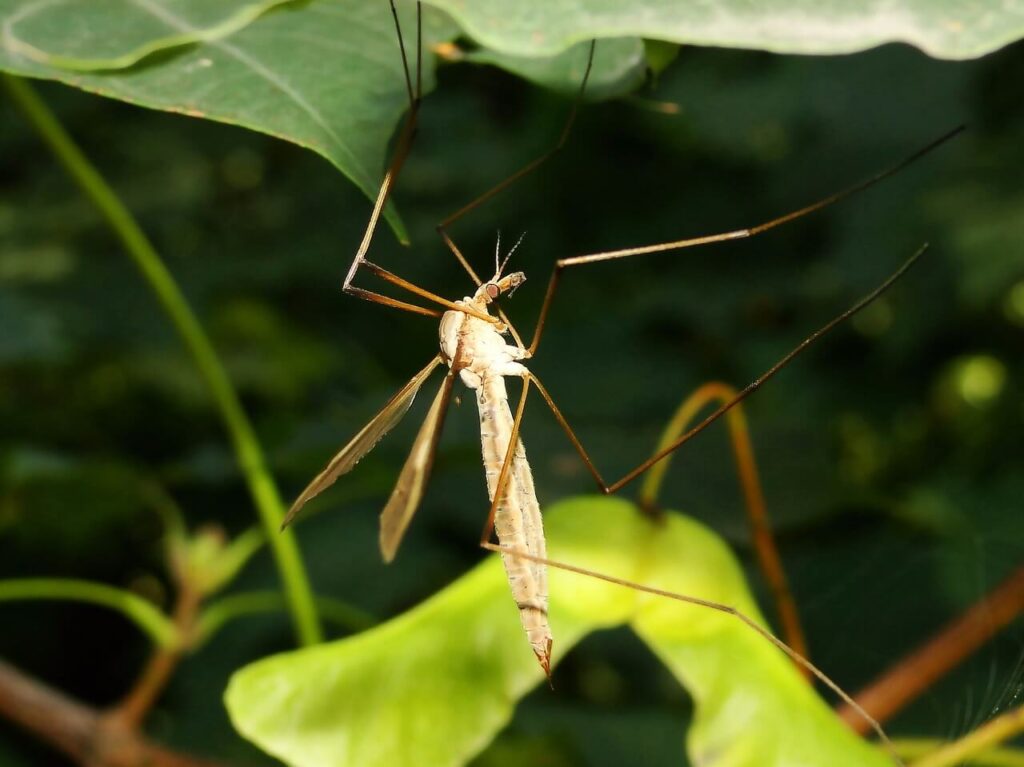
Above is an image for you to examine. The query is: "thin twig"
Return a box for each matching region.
[0,659,225,767]
[105,582,202,730]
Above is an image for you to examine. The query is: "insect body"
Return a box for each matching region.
[279,1,962,752]
[284,264,557,672]
[438,270,552,673]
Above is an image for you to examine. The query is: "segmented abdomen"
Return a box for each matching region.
[476,373,551,671]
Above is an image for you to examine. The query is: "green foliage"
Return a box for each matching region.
[464,39,646,99]
[0,0,461,238]
[169,525,264,597]
[2,73,324,645]
[0,0,300,71]
[227,497,888,767]
[0,577,180,646]
[1,1,1023,765]
[422,0,1024,59]
[2,0,1022,240]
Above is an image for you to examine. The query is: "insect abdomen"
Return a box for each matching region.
[476,373,551,674]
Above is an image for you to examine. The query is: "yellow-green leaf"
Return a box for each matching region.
[226,497,889,767]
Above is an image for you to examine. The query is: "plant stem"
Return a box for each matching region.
[196,590,376,644]
[637,381,807,666]
[2,74,322,645]
[894,738,1024,767]
[0,659,225,767]
[839,565,1024,732]
[906,707,1024,767]
[0,578,178,647]
[107,582,203,729]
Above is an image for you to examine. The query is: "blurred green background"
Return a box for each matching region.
[2,27,1023,767]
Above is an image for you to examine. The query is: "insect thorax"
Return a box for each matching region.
[439,298,526,390]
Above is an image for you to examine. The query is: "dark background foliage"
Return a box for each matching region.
[2,30,1023,766]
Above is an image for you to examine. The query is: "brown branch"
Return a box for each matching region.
[839,564,1024,733]
[105,583,202,730]
[636,381,810,670]
[0,658,225,767]
[1,567,215,766]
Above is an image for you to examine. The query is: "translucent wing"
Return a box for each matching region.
[379,372,456,562]
[282,355,443,529]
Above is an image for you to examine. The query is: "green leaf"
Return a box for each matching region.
[0,0,461,241]
[465,38,646,99]
[2,2,1014,249]
[643,39,680,77]
[169,524,265,597]
[1,0,299,71]
[422,0,1024,60]
[226,497,888,767]
[196,591,375,646]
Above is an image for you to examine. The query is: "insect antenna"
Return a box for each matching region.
[498,231,528,278]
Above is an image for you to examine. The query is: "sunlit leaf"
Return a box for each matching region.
[226,497,889,767]
[422,0,1024,60]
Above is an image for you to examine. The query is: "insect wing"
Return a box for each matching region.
[282,355,443,529]
[379,372,455,562]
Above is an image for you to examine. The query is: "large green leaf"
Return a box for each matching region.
[0,0,298,71]
[0,0,463,240]
[2,1,1018,247]
[424,0,1024,60]
[0,1,651,241]
[465,38,646,99]
[226,497,888,767]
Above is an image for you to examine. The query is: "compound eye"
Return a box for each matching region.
[485,283,500,300]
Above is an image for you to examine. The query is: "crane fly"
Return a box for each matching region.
[281,0,962,757]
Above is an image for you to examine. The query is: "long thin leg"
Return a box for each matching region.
[341,285,442,318]
[342,1,500,322]
[388,0,416,110]
[435,42,597,337]
[438,41,596,236]
[480,541,902,765]
[526,126,963,355]
[438,227,483,287]
[526,241,928,497]
[636,381,809,671]
[361,260,496,322]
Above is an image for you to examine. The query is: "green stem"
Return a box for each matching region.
[3,75,322,645]
[0,578,178,647]
[895,739,1024,767]
[196,591,375,645]
[905,707,1024,767]
[315,594,377,632]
